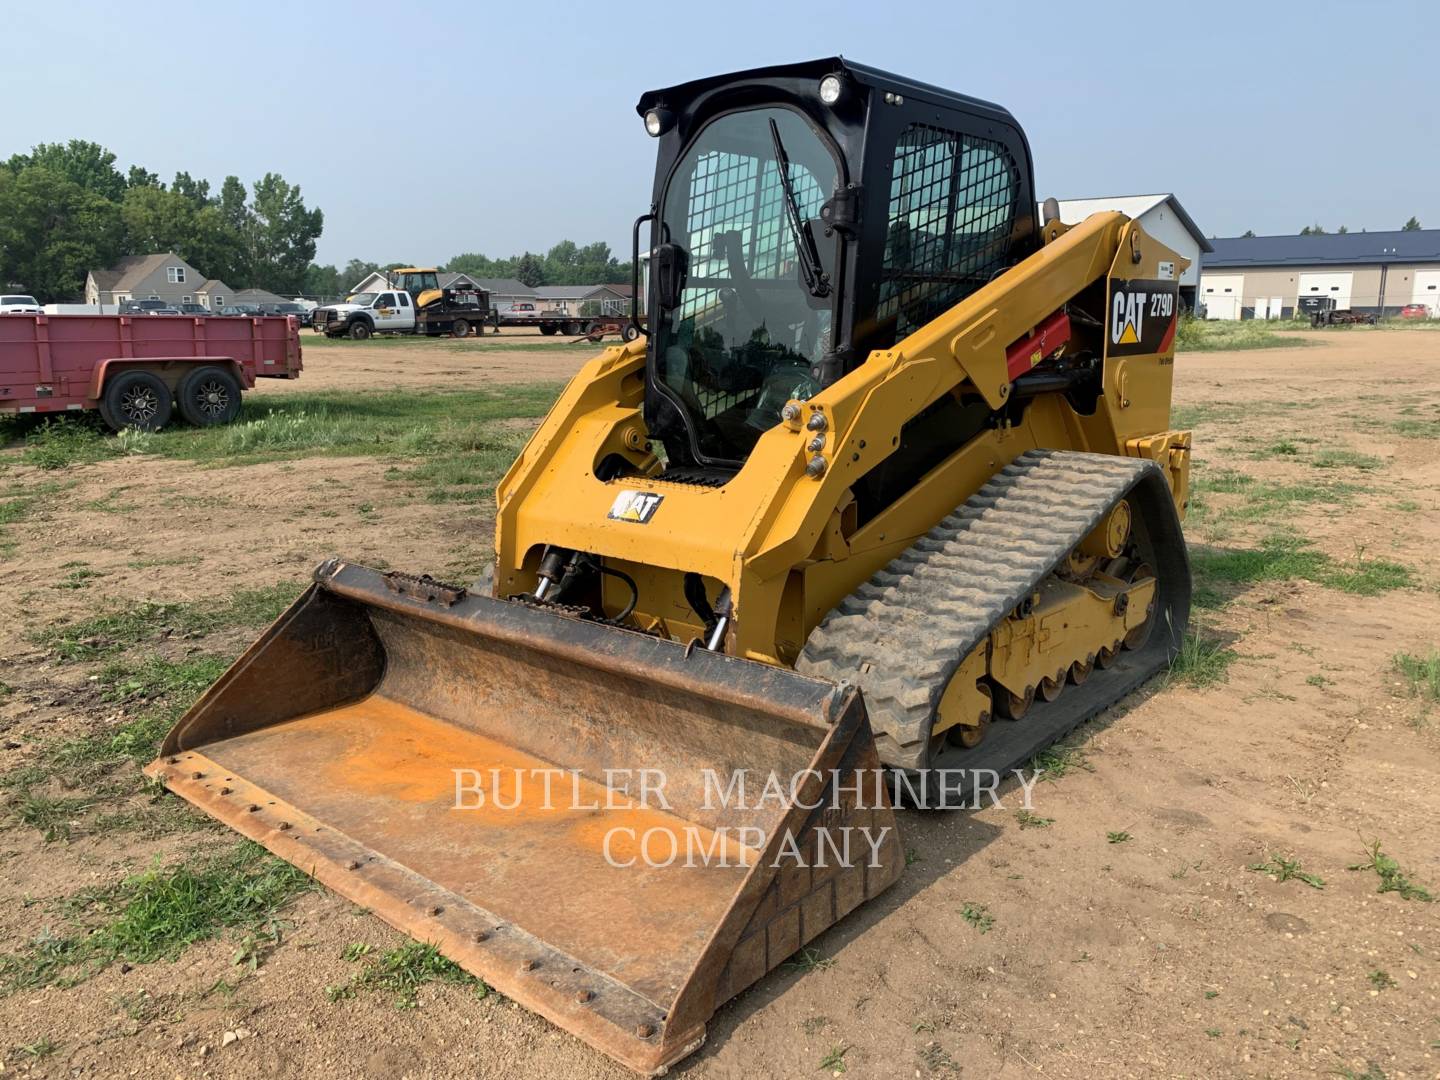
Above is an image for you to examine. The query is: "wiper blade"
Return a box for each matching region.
[768,118,831,299]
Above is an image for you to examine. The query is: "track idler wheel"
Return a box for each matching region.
[1038,673,1065,703]
[1069,656,1094,685]
[1096,644,1118,669]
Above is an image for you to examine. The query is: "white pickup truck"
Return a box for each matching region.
[0,294,43,315]
[311,288,491,340]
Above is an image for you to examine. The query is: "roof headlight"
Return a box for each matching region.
[644,107,673,137]
[818,74,845,105]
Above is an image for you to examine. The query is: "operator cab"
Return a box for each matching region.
[391,268,443,309]
[636,58,1038,471]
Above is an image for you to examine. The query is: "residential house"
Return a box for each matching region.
[532,284,631,316]
[84,253,233,310]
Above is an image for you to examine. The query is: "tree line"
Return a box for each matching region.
[305,240,634,297]
[0,139,323,301]
[1235,217,1424,238]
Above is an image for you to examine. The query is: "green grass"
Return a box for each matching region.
[1247,854,1325,889]
[0,842,313,994]
[19,417,117,469]
[1167,625,1239,688]
[136,386,558,465]
[1187,469,1369,526]
[325,941,488,1009]
[1190,532,1412,602]
[1174,317,1309,353]
[36,582,300,661]
[1348,839,1433,902]
[1392,650,1440,702]
[3,653,229,841]
[1311,448,1383,471]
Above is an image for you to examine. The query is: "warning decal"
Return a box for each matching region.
[1107,278,1180,357]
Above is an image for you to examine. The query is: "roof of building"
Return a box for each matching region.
[532,284,629,300]
[1203,229,1440,269]
[196,278,229,293]
[439,272,484,290]
[89,253,188,293]
[470,278,537,296]
[1051,194,1213,253]
[230,287,289,305]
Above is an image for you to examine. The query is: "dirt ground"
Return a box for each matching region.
[266,326,608,392]
[1,330,1438,1079]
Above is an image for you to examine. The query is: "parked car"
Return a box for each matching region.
[1399,304,1433,320]
[0,294,42,315]
[218,303,265,317]
[261,301,313,327]
[119,299,174,315]
[177,302,210,316]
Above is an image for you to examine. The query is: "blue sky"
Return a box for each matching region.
[3,1,1434,267]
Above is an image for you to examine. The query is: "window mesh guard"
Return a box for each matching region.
[678,151,825,419]
[877,124,1019,338]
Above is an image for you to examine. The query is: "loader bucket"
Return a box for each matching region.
[145,560,902,1075]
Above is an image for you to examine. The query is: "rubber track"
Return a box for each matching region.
[797,449,1188,776]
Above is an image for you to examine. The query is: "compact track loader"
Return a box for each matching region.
[147,58,1192,1074]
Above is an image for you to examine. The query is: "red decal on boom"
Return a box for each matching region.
[1005,311,1071,381]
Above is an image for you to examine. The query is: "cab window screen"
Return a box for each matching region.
[877,124,1019,339]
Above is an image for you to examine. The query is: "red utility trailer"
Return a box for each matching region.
[0,314,302,431]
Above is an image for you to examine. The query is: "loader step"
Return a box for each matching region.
[798,449,1191,789]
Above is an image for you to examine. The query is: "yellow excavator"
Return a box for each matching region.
[147,58,1191,1074]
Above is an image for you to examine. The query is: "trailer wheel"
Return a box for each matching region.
[563,321,581,336]
[103,370,172,432]
[539,324,558,336]
[348,320,373,340]
[622,324,640,342]
[450,319,470,338]
[177,366,243,426]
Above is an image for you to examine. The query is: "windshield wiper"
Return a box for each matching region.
[768,119,831,299]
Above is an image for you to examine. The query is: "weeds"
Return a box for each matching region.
[959,903,993,933]
[325,942,487,1009]
[1168,625,1239,688]
[1348,839,1433,902]
[1015,810,1053,830]
[1247,855,1325,889]
[818,1045,849,1073]
[16,1036,58,1059]
[1311,448,1383,471]
[1393,650,1440,703]
[1030,740,1092,780]
[1107,831,1132,844]
[1175,318,1307,353]
[1367,970,1397,990]
[130,386,558,467]
[21,418,116,470]
[36,582,299,661]
[0,843,312,994]
[784,947,836,972]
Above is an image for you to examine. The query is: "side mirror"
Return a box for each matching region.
[652,242,689,312]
